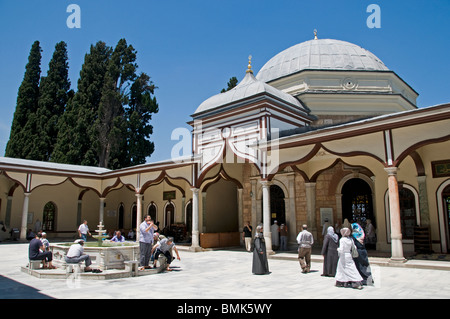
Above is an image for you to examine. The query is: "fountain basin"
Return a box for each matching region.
[50,241,140,270]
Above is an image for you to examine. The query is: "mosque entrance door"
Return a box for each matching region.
[270,185,286,225]
[341,178,375,230]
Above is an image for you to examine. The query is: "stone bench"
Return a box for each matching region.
[124,260,139,277]
[62,262,83,275]
[28,260,44,274]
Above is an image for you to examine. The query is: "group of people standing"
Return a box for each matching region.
[248,219,373,290]
[138,214,181,272]
[322,222,373,289]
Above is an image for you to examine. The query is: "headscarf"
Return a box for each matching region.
[340,227,351,237]
[327,226,338,243]
[255,225,264,238]
[352,223,365,244]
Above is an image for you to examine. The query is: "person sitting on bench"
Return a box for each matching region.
[65,239,101,273]
[29,232,56,269]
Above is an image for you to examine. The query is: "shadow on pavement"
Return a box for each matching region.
[0,275,54,299]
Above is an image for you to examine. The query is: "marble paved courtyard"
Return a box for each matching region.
[0,242,449,299]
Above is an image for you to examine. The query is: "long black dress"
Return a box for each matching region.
[321,234,339,277]
[252,234,270,275]
[352,237,373,285]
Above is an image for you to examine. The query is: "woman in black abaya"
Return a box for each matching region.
[252,225,270,275]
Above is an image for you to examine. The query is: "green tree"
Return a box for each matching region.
[221,76,238,93]
[5,41,42,158]
[51,41,111,166]
[30,41,71,161]
[125,73,159,166]
[96,38,138,169]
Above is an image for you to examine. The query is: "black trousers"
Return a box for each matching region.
[154,249,173,265]
[30,251,53,262]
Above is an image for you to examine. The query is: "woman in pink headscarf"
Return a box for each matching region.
[335,227,363,289]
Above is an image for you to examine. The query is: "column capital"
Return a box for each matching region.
[384,166,398,176]
[417,175,427,182]
[191,187,200,194]
[260,180,271,188]
[135,193,143,198]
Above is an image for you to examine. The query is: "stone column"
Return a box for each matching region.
[305,183,317,239]
[190,188,202,251]
[76,199,82,228]
[99,197,106,224]
[181,196,186,224]
[135,194,143,242]
[385,167,405,262]
[250,179,258,227]
[201,191,207,232]
[20,193,31,240]
[237,188,244,246]
[5,196,13,228]
[417,175,430,226]
[261,181,273,254]
[287,175,297,248]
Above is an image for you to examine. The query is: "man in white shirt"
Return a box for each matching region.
[271,220,280,250]
[78,220,91,242]
[65,239,93,272]
[296,224,314,273]
[139,215,158,270]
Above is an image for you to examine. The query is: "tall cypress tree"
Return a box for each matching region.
[96,38,137,169]
[29,41,71,161]
[5,41,42,158]
[51,41,111,166]
[126,72,159,166]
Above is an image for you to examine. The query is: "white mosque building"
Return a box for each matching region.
[1,35,449,262]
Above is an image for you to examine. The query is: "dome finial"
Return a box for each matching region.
[314,29,318,40]
[246,55,253,74]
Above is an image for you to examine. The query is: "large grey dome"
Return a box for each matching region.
[256,39,389,83]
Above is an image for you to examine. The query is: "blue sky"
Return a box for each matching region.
[0,0,449,164]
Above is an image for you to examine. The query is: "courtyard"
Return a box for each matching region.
[0,242,449,300]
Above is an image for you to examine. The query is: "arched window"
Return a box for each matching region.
[185,201,192,234]
[118,203,124,229]
[443,184,450,252]
[131,204,137,230]
[42,202,56,231]
[399,186,417,240]
[148,202,157,222]
[385,184,419,243]
[165,202,175,230]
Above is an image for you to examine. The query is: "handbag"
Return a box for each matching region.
[351,241,359,258]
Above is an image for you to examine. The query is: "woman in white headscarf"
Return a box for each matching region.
[321,226,339,277]
[335,227,363,289]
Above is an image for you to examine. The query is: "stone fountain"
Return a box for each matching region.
[92,221,108,246]
[51,221,139,272]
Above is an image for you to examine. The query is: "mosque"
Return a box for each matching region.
[1,34,449,261]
